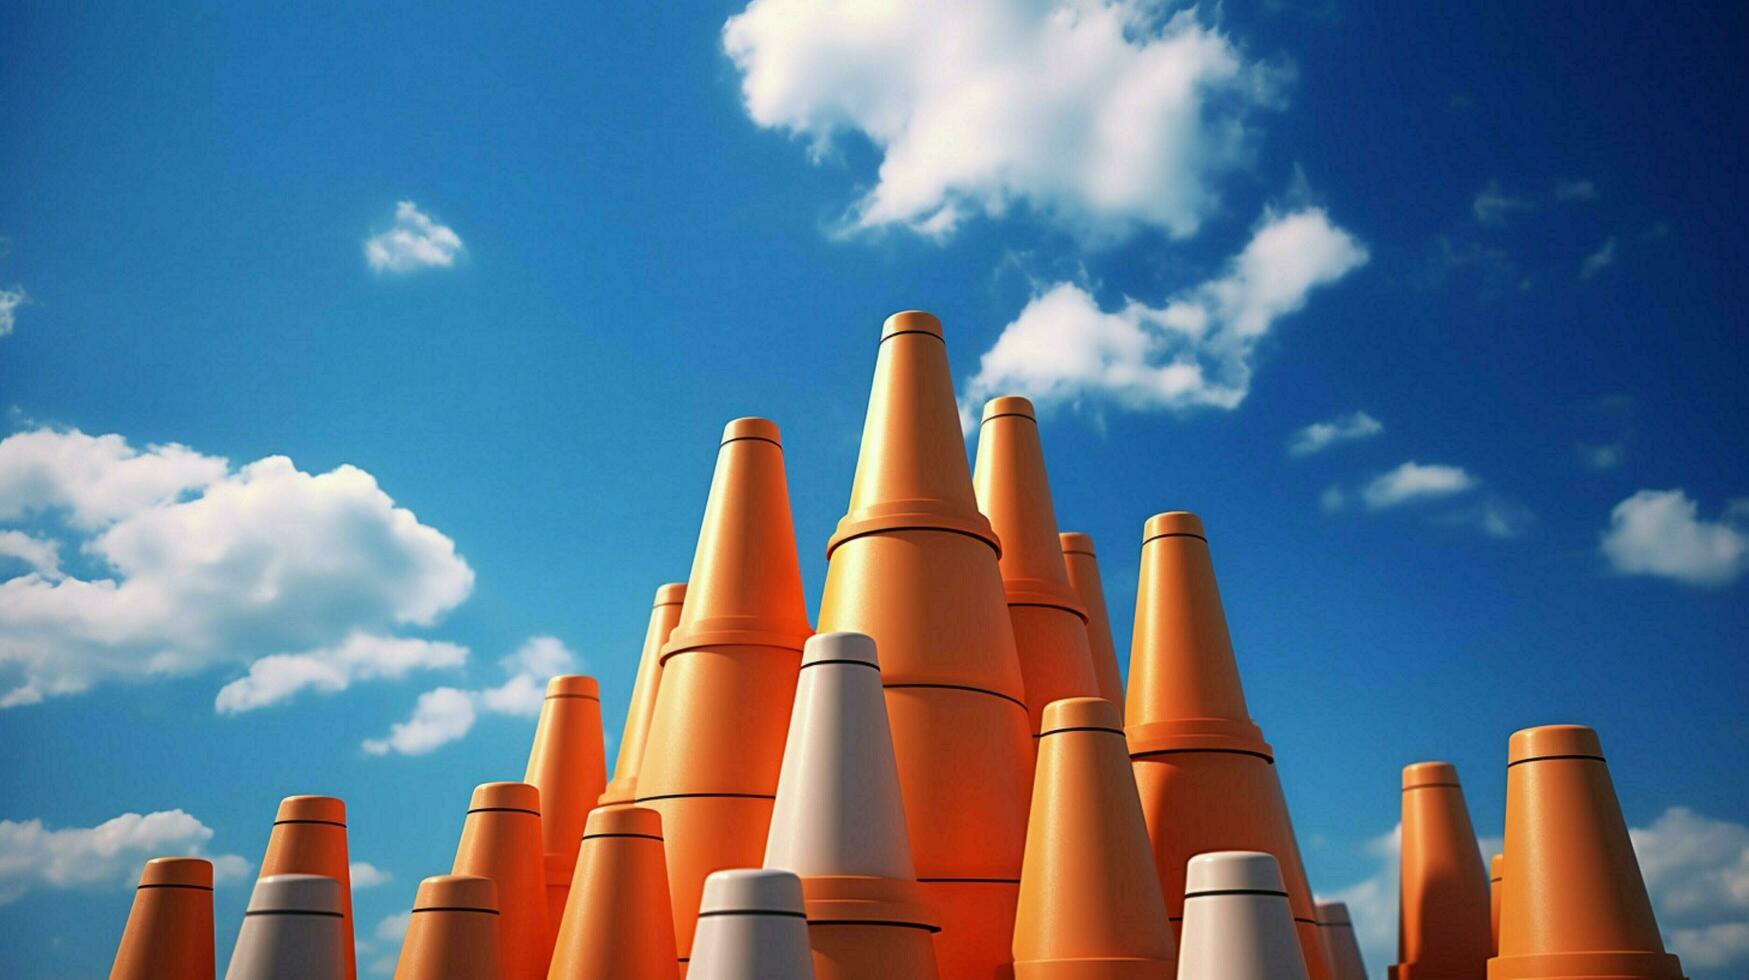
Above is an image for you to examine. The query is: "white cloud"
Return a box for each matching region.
[1473,181,1533,225]
[1577,443,1626,470]
[1580,237,1618,279]
[0,809,249,905]
[0,531,61,580]
[961,207,1367,418]
[364,202,464,274]
[1361,462,1478,509]
[1601,489,1749,587]
[363,636,577,755]
[1555,179,1598,202]
[362,686,476,756]
[1289,411,1384,457]
[348,861,393,889]
[215,633,467,714]
[724,0,1286,241]
[0,286,24,337]
[0,427,474,707]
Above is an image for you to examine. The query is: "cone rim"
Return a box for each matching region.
[1058,531,1096,556]
[980,395,1036,424]
[880,310,942,340]
[1142,511,1206,543]
[274,795,345,826]
[138,856,213,889]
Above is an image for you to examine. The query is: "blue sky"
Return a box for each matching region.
[3,1,1747,976]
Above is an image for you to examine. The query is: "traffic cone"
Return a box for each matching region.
[1316,902,1368,980]
[256,796,355,980]
[764,632,939,980]
[635,417,812,966]
[225,874,347,979]
[111,857,214,980]
[689,869,816,980]
[1393,761,1490,980]
[815,311,1033,978]
[1126,512,1330,980]
[1176,852,1309,980]
[601,582,688,807]
[523,674,605,934]
[973,396,1103,732]
[1488,854,1503,957]
[1014,697,1174,978]
[1059,532,1126,714]
[1490,725,1682,980]
[392,874,503,980]
[451,782,550,980]
[549,805,679,979]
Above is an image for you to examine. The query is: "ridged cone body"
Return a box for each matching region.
[1317,902,1368,980]
[973,397,1102,732]
[1393,762,1490,980]
[548,806,679,979]
[226,874,346,980]
[523,674,604,936]
[815,311,1033,978]
[451,782,551,980]
[1125,514,1331,980]
[765,632,939,980]
[636,418,812,963]
[256,796,355,980]
[393,875,503,980]
[689,870,816,980]
[1060,532,1126,714]
[111,857,215,980]
[1175,852,1309,980]
[1014,697,1175,978]
[1489,854,1503,957]
[601,583,688,806]
[1490,725,1681,980]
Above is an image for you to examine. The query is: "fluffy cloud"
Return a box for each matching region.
[1581,236,1618,279]
[361,686,477,756]
[363,636,577,755]
[0,427,474,707]
[1472,180,1533,225]
[1602,489,1749,587]
[1360,462,1478,509]
[0,286,24,337]
[724,0,1286,241]
[1289,411,1383,457]
[0,531,61,579]
[364,201,464,274]
[0,809,249,905]
[348,861,393,889]
[215,633,467,714]
[960,208,1367,417]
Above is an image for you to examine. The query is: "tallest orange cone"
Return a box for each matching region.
[816,311,1035,978]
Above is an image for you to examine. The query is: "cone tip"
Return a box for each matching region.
[700,869,805,915]
[980,395,1035,424]
[654,582,687,606]
[1040,696,1122,735]
[1402,760,1461,789]
[275,795,345,825]
[248,873,342,914]
[1508,723,1603,765]
[138,856,213,889]
[1143,511,1206,542]
[1059,531,1095,556]
[544,674,599,699]
[1315,900,1351,925]
[1489,853,1503,881]
[1185,851,1286,896]
[802,630,879,668]
[881,310,942,340]
[585,803,663,839]
[469,781,540,813]
[413,874,498,912]
[722,417,781,446]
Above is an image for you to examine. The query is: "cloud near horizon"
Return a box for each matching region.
[362,636,577,756]
[0,809,250,905]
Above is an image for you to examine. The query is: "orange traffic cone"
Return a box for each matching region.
[549,805,679,979]
[111,857,214,980]
[764,632,939,980]
[1176,852,1309,980]
[1059,532,1125,714]
[226,874,347,979]
[689,869,816,980]
[601,583,688,807]
[815,311,1034,978]
[451,782,550,980]
[1393,762,1490,980]
[256,796,356,980]
[392,874,503,979]
[523,674,605,934]
[1490,725,1682,980]
[973,396,1102,732]
[1126,512,1330,980]
[1014,697,1174,977]
[635,418,812,966]
[1316,902,1368,980]
[1488,854,1503,957]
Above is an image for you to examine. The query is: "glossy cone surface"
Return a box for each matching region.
[1316,902,1368,980]
[257,796,355,980]
[393,875,502,980]
[1125,513,1329,980]
[636,417,812,962]
[1014,697,1174,978]
[602,583,687,806]
[1491,725,1681,980]
[523,674,604,935]
[111,857,214,980]
[1489,854,1503,957]
[1176,852,1309,980]
[226,874,346,979]
[1394,762,1490,980]
[451,782,550,980]
[549,806,679,979]
[816,311,1033,978]
[689,870,816,980]
[1060,532,1126,712]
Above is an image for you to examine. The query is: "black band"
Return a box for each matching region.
[811,919,940,933]
[633,791,776,803]
[802,658,880,672]
[1131,747,1275,764]
[1507,753,1605,768]
[245,909,344,918]
[721,435,782,449]
[467,806,539,817]
[1184,888,1289,899]
[1036,725,1125,738]
[884,682,1027,711]
[138,883,213,892]
[581,832,663,842]
[1142,531,1207,545]
[916,876,1021,885]
[1403,782,1462,791]
[697,909,807,919]
[412,906,498,915]
[273,819,346,828]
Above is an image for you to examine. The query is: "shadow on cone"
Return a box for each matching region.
[1490,725,1681,980]
[1125,513,1331,980]
[226,874,346,980]
[523,674,604,935]
[689,869,816,980]
[1015,697,1174,978]
[257,796,355,980]
[452,782,550,980]
[765,632,939,980]
[549,806,679,979]
[1488,854,1503,957]
[816,311,1032,978]
[1176,852,1309,980]
[1316,902,1368,980]
[392,874,502,980]
[636,418,812,964]
[1393,762,1490,980]
[111,857,214,980]
[601,583,688,808]
[1060,532,1125,714]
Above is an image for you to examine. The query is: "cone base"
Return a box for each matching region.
[885,686,1033,876]
[810,921,941,980]
[917,879,1019,980]
[1008,604,1102,733]
[640,793,776,957]
[1014,958,1175,979]
[1487,951,1683,980]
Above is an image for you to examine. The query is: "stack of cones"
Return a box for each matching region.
[391,874,503,979]
[1316,902,1368,980]
[1177,851,1310,980]
[600,582,688,808]
[1059,532,1126,713]
[1393,761,1490,980]
[226,874,348,979]
[548,805,679,978]
[522,673,605,934]
[689,869,817,980]
[111,857,215,980]
[450,782,549,980]
[255,796,356,980]
[815,311,1035,977]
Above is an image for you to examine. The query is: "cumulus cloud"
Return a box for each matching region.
[1555,179,1599,202]
[364,202,464,274]
[0,427,227,530]
[1289,411,1383,457]
[348,862,393,889]
[1472,180,1533,225]
[362,687,476,756]
[960,208,1367,418]
[1601,489,1749,587]
[0,286,24,337]
[215,633,467,714]
[0,809,249,905]
[1580,236,1618,279]
[1360,462,1478,509]
[724,0,1287,241]
[363,636,577,755]
[0,531,61,579]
